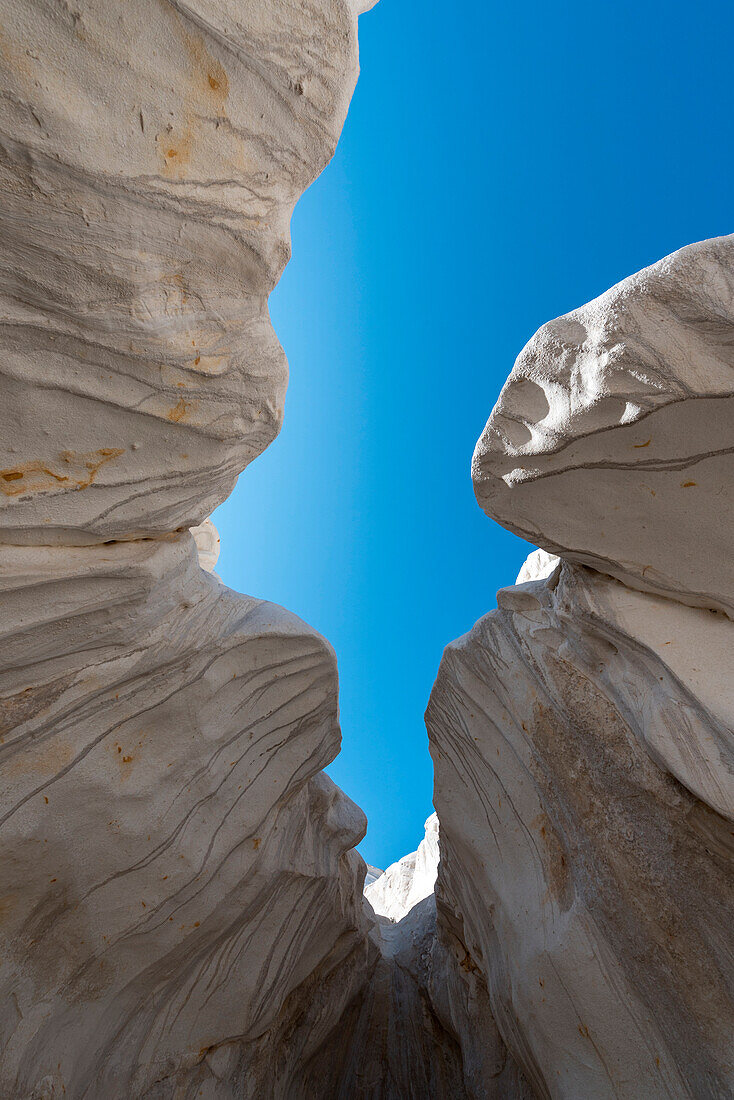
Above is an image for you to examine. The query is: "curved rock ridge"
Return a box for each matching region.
[0,0,366,544]
[365,812,439,922]
[0,532,371,1097]
[428,557,734,1098]
[472,235,734,616]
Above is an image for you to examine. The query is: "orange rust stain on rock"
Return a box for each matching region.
[252,837,261,850]
[156,127,193,179]
[633,438,652,448]
[168,398,192,423]
[0,449,124,497]
[153,8,229,181]
[681,480,697,488]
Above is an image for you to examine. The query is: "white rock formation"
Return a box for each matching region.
[364,864,384,888]
[472,235,734,616]
[365,813,439,922]
[5,0,733,1093]
[515,547,559,585]
[429,556,734,1097]
[0,2,381,1096]
[0,0,367,544]
[430,240,734,1099]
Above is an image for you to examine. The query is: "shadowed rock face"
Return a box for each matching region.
[0,534,370,1097]
[472,235,734,617]
[303,816,533,1100]
[0,0,364,544]
[428,561,734,1098]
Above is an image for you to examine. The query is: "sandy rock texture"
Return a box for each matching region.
[0,0,366,544]
[472,235,734,616]
[430,239,734,1099]
[428,557,734,1098]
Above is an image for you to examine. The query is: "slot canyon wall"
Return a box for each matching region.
[427,236,734,1098]
[0,1,377,1096]
[1,1,732,1098]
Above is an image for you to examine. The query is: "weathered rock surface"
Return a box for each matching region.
[515,547,559,585]
[365,812,439,922]
[430,239,734,1099]
[429,556,734,1097]
[0,2,382,1096]
[472,235,734,616]
[192,517,221,574]
[309,821,532,1100]
[0,532,372,1096]
[0,0,367,544]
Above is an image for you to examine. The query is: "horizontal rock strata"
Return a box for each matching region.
[0,0,366,544]
[0,2,381,1096]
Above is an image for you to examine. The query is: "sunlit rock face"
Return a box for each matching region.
[0,1,378,1095]
[0,0,366,544]
[472,235,734,616]
[431,239,734,1099]
[192,517,221,574]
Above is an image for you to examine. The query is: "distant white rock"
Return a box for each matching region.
[365,813,439,922]
[515,547,559,585]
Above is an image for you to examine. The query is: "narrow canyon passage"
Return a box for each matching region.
[0,1,732,1098]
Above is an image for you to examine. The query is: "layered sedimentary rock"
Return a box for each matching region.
[472,235,734,615]
[429,557,734,1097]
[429,237,734,1098]
[0,2,379,1096]
[0,0,369,544]
[0,533,373,1096]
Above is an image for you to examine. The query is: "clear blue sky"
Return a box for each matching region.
[213,0,734,869]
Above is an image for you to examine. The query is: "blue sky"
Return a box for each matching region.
[213,0,734,869]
